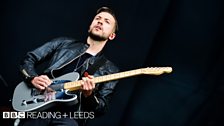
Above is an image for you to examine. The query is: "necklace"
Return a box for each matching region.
[73,53,92,72]
[73,55,83,72]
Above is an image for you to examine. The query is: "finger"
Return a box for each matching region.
[31,77,48,90]
[39,81,48,87]
[85,85,90,91]
[82,77,88,90]
[39,75,52,85]
[85,77,93,90]
[87,80,94,89]
[34,83,45,90]
[36,77,47,83]
[86,77,95,89]
[35,77,48,87]
[32,77,47,87]
[86,79,95,90]
[82,77,93,90]
[36,77,48,86]
[87,75,94,79]
[91,81,95,89]
[41,75,51,82]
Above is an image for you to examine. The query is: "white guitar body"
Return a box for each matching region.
[12,72,80,112]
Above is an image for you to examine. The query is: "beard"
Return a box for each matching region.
[88,29,108,41]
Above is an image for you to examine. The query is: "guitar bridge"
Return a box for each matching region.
[22,98,45,106]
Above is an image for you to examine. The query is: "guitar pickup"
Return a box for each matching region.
[31,88,44,96]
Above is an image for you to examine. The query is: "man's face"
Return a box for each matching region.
[88,12,116,41]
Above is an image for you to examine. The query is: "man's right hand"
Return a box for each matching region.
[31,75,52,90]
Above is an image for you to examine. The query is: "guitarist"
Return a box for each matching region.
[18,7,119,126]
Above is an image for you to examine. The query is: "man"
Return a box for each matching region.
[18,7,119,126]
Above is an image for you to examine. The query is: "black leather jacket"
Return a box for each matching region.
[19,37,119,117]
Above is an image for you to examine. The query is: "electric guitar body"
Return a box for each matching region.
[12,72,80,112]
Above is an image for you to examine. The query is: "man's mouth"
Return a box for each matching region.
[94,26,102,30]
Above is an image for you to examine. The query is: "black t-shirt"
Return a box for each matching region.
[51,53,93,78]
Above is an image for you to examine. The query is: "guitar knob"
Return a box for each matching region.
[22,100,27,106]
[33,98,38,104]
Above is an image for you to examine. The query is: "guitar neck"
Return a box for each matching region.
[63,67,172,91]
[64,69,143,91]
[96,68,143,83]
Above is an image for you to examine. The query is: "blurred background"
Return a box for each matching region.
[1,0,224,125]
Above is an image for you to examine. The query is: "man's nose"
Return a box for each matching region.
[97,20,103,25]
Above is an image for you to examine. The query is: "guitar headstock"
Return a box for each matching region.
[141,67,172,75]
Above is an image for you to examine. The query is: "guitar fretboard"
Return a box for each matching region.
[95,68,143,83]
[64,69,142,91]
[63,67,172,91]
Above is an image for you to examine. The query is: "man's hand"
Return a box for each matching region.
[31,75,52,90]
[81,75,95,97]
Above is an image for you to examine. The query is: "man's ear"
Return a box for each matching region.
[109,33,116,40]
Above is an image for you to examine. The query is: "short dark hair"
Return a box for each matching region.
[96,7,119,32]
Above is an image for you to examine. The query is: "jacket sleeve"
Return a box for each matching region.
[19,37,67,83]
[81,60,119,117]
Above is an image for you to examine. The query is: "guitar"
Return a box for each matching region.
[12,67,172,112]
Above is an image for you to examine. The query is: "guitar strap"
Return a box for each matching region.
[82,54,107,76]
